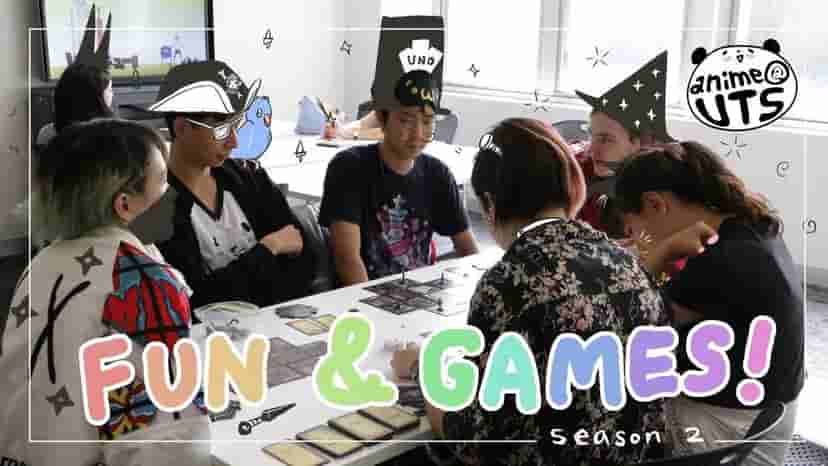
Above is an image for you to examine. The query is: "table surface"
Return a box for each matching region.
[206,250,502,466]
[259,121,476,201]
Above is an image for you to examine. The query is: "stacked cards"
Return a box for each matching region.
[262,405,421,465]
[286,314,337,336]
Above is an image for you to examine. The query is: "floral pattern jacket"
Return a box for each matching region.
[440,219,669,466]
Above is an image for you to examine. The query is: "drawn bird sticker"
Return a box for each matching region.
[231,96,273,160]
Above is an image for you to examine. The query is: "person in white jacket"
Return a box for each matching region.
[0,119,211,466]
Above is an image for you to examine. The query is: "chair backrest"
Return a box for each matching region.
[290,202,337,294]
[634,401,786,466]
[357,101,374,120]
[551,119,590,144]
[434,109,458,144]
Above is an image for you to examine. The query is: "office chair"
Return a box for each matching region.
[433,108,458,144]
[551,119,590,144]
[633,401,786,466]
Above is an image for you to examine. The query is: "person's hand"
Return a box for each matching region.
[391,343,420,380]
[659,221,719,262]
[644,221,718,276]
[260,225,303,256]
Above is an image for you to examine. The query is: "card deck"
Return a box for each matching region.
[263,443,329,466]
[287,319,328,336]
[328,413,394,442]
[358,406,420,432]
[296,425,363,458]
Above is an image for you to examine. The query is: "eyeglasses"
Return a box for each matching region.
[185,115,245,141]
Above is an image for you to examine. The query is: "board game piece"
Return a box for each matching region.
[287,319,328,336]
[296,425,363,458]
[358,405,420,432]
[263,443,329,466]
[328,412,394,442]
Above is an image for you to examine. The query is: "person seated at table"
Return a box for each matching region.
[1,119,211,465]
[572,52,674,239]
[390,118,718,466]
[318,70,478,286]
[149,61,316,308]
[613,141,804,466]
[36,62,115,147]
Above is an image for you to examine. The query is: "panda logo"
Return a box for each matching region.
[687,39,798,132]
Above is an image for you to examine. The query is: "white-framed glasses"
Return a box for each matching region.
[185,115,245,141]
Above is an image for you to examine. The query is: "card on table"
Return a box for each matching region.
[312,314,336,329]
[358,405,420,432]
[286,319,328,336]
[262,442,329,466]
[328,412,394,442]
[296,425,363,458]
[275,304,319,319]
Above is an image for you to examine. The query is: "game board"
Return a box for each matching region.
[265,337,327,388]
[359,268,481,316]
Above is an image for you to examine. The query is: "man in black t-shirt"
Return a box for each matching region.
[318,70,478,285]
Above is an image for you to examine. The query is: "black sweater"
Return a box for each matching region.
[159,159,316,309]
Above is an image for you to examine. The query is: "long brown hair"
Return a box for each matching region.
[614,141,782,235]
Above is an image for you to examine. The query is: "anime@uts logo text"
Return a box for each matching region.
[687,39,798,131]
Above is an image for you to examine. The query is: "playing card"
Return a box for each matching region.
[286,319,328,336]
[296,425,363,457]
[328,413,394,442]
[263,443,329,466]
[312,314,336,329]
[358,405,420,432]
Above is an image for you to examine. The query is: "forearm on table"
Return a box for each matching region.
[334,254,370,286]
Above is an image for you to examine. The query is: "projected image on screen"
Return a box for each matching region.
[42,0,210,81]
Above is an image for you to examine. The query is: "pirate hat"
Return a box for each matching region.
[73,4,111,71]
[148,61,261,115]
[576,51,673,142]
[371,16,444,111]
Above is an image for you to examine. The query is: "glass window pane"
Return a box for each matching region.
[557,0,685,104]
[444,0,541,91]
[744,0,827,122]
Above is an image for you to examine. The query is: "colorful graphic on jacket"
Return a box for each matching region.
[102,242,190,349]
[370,194,434,275]
[98,378,158,440]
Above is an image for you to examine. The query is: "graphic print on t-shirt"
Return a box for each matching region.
[369,193,433,276]
[190,192,257,271]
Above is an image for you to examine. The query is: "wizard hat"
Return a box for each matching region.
[371,16,444,111]
[576,51,673,142]
[148,61,261,115]
[74,4,111,71]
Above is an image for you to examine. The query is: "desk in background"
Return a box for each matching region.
[205,250,501,466]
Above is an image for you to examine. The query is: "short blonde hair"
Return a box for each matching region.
[34,118,168,240]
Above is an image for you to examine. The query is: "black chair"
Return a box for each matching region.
[356,100,374,120]
[551,119,590,144]
[433,108,458,144]
[634,401,786,466]
[290,202,337,294]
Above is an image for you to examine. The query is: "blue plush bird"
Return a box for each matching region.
[232,96,273,160]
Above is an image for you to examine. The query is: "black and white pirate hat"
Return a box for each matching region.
[148,61,261,115]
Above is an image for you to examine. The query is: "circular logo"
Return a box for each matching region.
[764,60,790,85]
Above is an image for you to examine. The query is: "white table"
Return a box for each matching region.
[259,121,476,202]
[206,250,502,466]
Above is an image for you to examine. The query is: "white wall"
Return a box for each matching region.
[213,0,346,123]
[0,1,34,254]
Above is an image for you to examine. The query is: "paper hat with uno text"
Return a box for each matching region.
[73,4,112,72]
[370,15,445,111]
[576,51,674,142]
[148,61,261,115]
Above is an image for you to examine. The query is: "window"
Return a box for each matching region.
[555,0,685,104]
[741,0,827,122]
[381,0,436,18]
[444,0,541,92]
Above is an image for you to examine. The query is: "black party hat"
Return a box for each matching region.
[74,4,111,71]
[576,51,673,142]
[371,16,444,111]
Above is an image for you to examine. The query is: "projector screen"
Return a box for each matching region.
[40,0,213,83]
